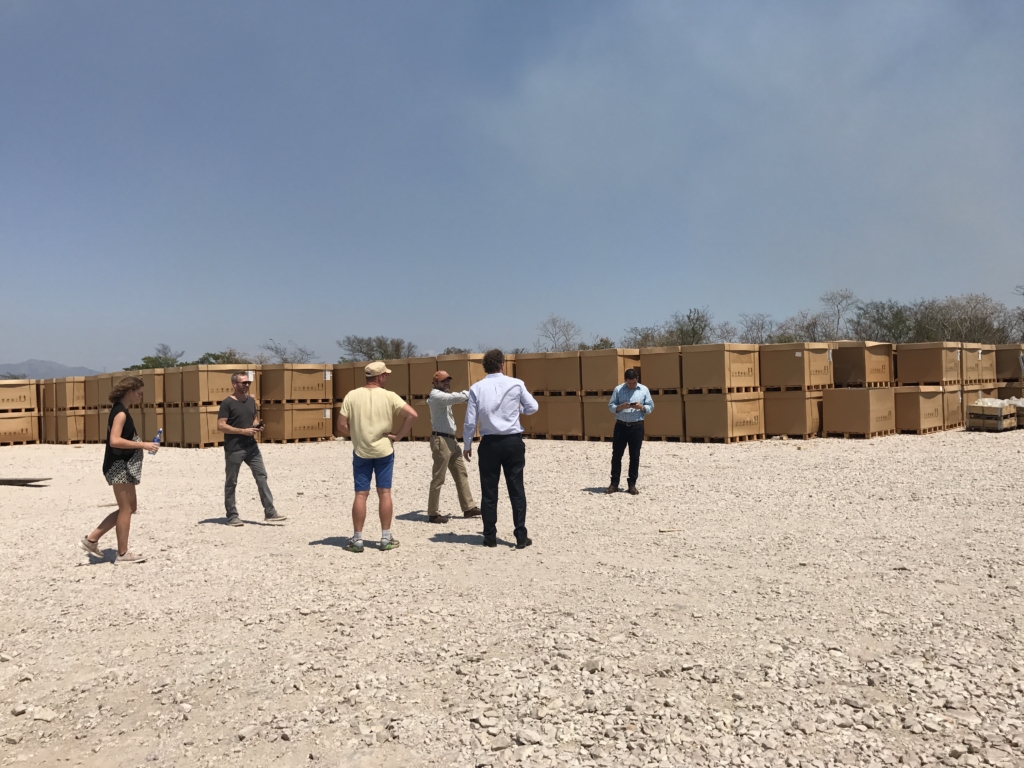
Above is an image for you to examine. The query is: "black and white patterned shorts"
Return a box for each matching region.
[105,439,143,486]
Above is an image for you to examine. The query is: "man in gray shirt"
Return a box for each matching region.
[216,371,286,526]
[425,370,481,523]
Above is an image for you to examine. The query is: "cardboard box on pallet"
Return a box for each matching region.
[894,386,944,434]
[503,354,516,378]
[514,353,547,394]
[56,411,86,443]
[42,411,56,443]
[639,346,682,391]
[998,383,1024,400]
[681,344,759,392]
[140,369,165,405]
[822,388,895,436]
[380,359,410,398]
[163,406,182,446]
[545,352,582,393]
[56,377,86,410]
[644,394,685,439]
[0,379,37,411]
[0,413,38,445]
[84,409,101,443]
[895,342,962,386]
[261,364,330,402]
[143,408,165,442]
[181,365,261,404]
[764,391,822,437]
[182,406,222,447]
[759,343,832,390]
[408,356,439,398]
[684,391,763,440]
[164,369,182,404]
[831,341,893,387]
[40,379,56,412]
[436,353,486,394]
[520,396,548,435]
[961,343,996,383]
[332,362,360,402]
[452,402,480,440]
[84,376,101,409]
[389,399,434,441]
[941,387,963,429]
[261,403,332,442]
[995,344,1024,382]
[582,396,615,439]
[545,395,584,437]
[580,349,640,393]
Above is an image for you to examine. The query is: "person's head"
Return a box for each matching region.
[230,371,252,397]
[364,361,391,386]
[109,376,144,405]
[432,370,453,392]
[624,368,639,389]
[483,349,504,375]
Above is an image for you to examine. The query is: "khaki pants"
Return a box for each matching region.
[428,435,476,516]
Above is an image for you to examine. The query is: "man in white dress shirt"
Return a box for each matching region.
[425,370,481,523]
[463,349,539,549]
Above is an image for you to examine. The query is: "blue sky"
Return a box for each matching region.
[2,1,1022,370]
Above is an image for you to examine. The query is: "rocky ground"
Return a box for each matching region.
[0,431,1023,768]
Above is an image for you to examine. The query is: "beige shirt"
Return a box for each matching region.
[340,387,408,459]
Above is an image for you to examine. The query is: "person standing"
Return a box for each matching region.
[217,371,286,526]
[462,349,538,549]
[425,370,481,523]
[78,376,160,564]
[337,361,418,553]
[605,368,653,495]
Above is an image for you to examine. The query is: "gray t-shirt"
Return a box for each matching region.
[218,395,258,452]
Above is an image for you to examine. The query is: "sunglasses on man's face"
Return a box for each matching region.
[239,381,251,386]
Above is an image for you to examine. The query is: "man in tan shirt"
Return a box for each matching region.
[337,361,417,553]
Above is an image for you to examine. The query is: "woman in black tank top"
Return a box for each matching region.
[78,376,160,565]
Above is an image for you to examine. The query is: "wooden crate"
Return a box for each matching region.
[764,391,822,438]
[895,342,962,386]
[822,387,895,438]
[684,391,763,441]
[681,344,760,393]
[580,349,640,394]
[894,386,944,435]
[638,346,682,391]
[831,341,893,387]
[759,343,832,391]
[260,364,331,403]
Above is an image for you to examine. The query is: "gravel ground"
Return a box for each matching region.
[1,432,1023,768]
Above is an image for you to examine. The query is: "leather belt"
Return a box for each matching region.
[431,431,456,439]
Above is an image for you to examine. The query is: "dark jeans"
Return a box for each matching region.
[224,443,277,518]
[478,434,527,542]
[610,420,644,487]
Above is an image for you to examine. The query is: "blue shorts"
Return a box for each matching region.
[353,452,395,492]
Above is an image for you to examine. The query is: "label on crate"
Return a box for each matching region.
[827,350,833,361]
[324,371,332,380]
[795,351,802,357]
[246,370,255,381]
[323,409,331,418]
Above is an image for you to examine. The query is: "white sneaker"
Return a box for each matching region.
[79,536,104,560]
[114,551,147,564]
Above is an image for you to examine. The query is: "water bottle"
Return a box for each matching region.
[149,428,163,456]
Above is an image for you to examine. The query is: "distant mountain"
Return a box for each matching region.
[0,359,101,379]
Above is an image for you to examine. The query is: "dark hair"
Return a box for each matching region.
[624,368,639,381]
[109,376,144,404]
[482,349,504,374]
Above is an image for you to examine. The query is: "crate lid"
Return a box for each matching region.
[579,348,639,357]
[894,342,961,350]
[639,346,681,354]
[679,344,759,352]
[831,340,892,349]
[759,342,831,352]
[894,385,943,393]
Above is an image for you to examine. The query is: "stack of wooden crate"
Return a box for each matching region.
[996,344,1024,402]
[894,342,961,432]
[0,378,39,446]
[260,364,332,444]
[961,343,998,419]
[638,346,684,441]
[823,342,895,438]
[760,343,832,439]
[682,344,763,443]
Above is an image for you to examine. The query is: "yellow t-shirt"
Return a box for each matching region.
[340,386,409,459]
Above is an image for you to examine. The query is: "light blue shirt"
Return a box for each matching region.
[464,373,539,452]
[608,382,654,423]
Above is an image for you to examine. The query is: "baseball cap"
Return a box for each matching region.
[432,370,452,383]
[364,361,392,377]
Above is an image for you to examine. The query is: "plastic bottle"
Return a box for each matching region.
[149,428,163,456]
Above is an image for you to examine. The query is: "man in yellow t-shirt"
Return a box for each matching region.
[337,361,418,553]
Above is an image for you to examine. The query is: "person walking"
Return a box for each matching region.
[217,371,286,526]
[337,361,418,553]
[425,370,481,523]
[462,349,538,549]
[78,376,160,564]
[605,368,654,495]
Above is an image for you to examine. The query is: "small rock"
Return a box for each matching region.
[491,734,512,751]
[609,634,626,644]
[0,653,12,663]
[5,733,22,745]
[179,703,192,713]
[11,705,26,716]
[844,697,865,709]
[146,751,160,762]
[33,708,57,723]
[237,725,258,741]
[732,691,745,701]
[518,728,542,745]
[837,717,854,728]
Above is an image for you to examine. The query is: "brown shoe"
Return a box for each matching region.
[627,485,639,496]
[604,485,619,494]
[463,507,482,518]
[428,515,451,524]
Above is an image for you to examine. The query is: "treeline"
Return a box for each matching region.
[123,288,1024,370]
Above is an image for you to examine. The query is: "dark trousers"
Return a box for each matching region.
[224,443,276,517]
[478,434,527,542]
[610,420,644,487]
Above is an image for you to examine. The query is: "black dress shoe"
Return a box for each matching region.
[428,515,450,524]
[627,485,639,495]
[482,536,497,547]
[604,485,619,494]
[515,537,532,550]
[463,507,482,518]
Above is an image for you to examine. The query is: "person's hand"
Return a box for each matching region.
[243,427,258,437]
[463,448,472,460]
[632,402,644,410]
[145,443,160,453]
[387,433,398,443]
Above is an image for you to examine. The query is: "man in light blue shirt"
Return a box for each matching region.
[605,368,653,495]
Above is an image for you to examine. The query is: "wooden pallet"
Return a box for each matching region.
[763,384,833,392]
[825,429,896,439]
[260,437,331,444]
[163,442,183,448]
[897,380,960,387]
[48,440,85,445]
[898,426,944,435]
[963,379,997,385]
[834,382,893,389]
[260,399,333,405]
[182,442,224,448]
[0,441,38,447]
[644,435,683,442]
[181,402,216,407]
[585,435,614,442]
[55,407,87,412]
[943,422,965,431]
[582,390,615,397]
[686,434,764,444]
[649,388,680,396]
[0,408,38,414]
[548,434,584,440]
[685,386,761,395]
[768,433,818,440]
[534,391,580,397]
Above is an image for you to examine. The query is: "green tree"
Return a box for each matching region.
[337,336,418,362]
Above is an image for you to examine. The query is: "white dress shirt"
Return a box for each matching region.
[463,373,539,452]
[426,388,469,435]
